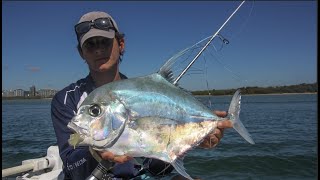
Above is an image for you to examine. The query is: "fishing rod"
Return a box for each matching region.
[173,0,246,85]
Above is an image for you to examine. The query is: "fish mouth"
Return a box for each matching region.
[67,121,90,137]
[67,122,80,133]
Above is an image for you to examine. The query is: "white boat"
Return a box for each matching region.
[2,146,64,180]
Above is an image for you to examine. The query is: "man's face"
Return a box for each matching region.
[81,36,121,72]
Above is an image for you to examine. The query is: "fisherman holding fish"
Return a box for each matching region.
[51,11,235,180]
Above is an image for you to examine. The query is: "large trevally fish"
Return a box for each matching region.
[67,63,255,179]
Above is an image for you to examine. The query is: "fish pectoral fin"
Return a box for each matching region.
[128,109,140,119]
[172,157,193,180]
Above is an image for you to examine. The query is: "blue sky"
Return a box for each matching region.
[2,1,317,91]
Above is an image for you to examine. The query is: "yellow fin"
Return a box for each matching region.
[68,133,83,149]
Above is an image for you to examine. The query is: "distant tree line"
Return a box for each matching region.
[191,83,318,96]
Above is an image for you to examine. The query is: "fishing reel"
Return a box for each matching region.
[86,160,115,180]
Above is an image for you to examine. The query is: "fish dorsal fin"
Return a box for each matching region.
[157,69,192,95]
[157,68,192,95]
[157,45,192,86]
[158,67,175,85]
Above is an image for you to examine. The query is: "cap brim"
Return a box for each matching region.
[80,28,115,48]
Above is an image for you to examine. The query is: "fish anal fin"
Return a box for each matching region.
[171,157,193,180]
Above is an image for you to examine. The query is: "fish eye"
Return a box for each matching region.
[88,104,101,117]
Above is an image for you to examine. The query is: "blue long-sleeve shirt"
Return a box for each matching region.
[51,73,173,179]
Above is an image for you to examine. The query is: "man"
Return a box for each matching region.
[51,11,233,180]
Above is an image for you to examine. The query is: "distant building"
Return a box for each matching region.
[2,90,9,97]
[9,90,14,97]
[30,85,36,96]
[24,91,30,97]
[38,89,58,98]
[14,89,24,97]
[3,86,58,98]
[3,90,15,97]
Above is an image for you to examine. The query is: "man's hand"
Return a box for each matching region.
[198,110,233,149]
[98,151,133,164]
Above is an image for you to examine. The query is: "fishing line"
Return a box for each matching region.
[173,30,250,92]
[173,1,247,85]
[206,42,249,89]
[168,40,213,81]
[171,46,202,77]
[221,1,255,43]
[196,1,255,91]
[160,35,214,82]
[160,1,252,93]
[202,54,213,109]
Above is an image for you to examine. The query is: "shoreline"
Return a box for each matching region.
[244,92,317,96]
[195,92,317,97]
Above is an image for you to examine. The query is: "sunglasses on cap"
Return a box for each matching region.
[75,17,117,40]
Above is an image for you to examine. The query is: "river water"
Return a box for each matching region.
[2,94,317,179]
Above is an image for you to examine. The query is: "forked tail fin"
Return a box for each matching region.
[228,89,255,144]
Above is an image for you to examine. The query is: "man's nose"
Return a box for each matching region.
[94,45,107,55]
